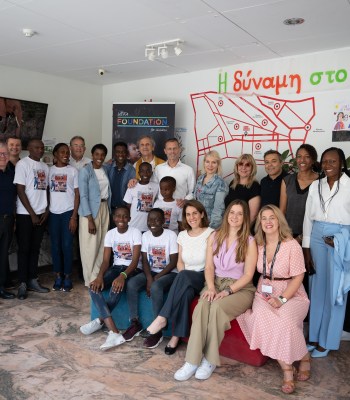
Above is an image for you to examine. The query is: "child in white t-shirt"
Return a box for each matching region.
[153,176,182,234]
[123,162,158,232]
[80,206,142,351]
[123,208,178,348]
[49,143,79,292]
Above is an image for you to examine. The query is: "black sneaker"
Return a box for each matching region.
[123,319,143,342]
[143,331,163,349]
[27,278,50,293]
[52,276,63,291]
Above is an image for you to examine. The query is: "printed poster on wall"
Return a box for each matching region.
[112,102,175,163]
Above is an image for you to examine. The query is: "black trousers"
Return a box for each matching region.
[0,214,14,288]
[159,270,205,338]
[16,214,46,283]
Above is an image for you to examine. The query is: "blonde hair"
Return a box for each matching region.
[213,199,251,263]
[231,154,257,189]
[201,150,223,176]
[254,205,292,246]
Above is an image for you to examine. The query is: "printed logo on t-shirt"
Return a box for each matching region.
[162,207,172,228]
[114,242,132,260]
[136,191,154,212]
[50,174,67,192]
[33,169,47,190]
[148,245,166,269]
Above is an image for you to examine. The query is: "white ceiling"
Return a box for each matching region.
[0,0,350,85]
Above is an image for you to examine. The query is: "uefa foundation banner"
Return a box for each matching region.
[112,102,175,163]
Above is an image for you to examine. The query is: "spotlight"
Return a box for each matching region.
[174,43,182,56]
[145,47,156,61]
[158,45,168,59]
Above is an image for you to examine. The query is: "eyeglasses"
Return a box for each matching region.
[0,152,9,157]
[238,162,251,167]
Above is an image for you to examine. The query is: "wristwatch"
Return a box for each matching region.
[224,286,233,295]
[278,296,287,305]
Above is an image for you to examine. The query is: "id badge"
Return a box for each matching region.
[262,284,273,294]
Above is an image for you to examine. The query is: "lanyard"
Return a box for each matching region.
[263,241,281,280]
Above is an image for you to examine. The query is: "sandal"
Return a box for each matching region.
[297,356,311,381]
[281,366,296,394]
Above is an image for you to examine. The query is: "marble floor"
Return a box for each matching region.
[1,270,350,400]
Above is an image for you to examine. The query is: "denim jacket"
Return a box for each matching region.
[78,162,111,219]
[194,174,229,229]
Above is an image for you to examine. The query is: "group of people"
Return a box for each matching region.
[1,133,350,395]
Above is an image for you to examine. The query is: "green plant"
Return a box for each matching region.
[281,149,297,173]
[346,156,350,170]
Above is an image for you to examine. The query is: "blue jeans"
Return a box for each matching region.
[127,271,177,319]
[89,265,130,320]
[49,210,74,275]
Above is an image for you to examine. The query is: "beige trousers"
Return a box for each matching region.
[185,276,256,366]
[79,201,109,287]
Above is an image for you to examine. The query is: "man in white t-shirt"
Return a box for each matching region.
[69,135,91,171]
[14,139,50,300]
[153,138,195,208]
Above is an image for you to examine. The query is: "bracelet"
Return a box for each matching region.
[224,286,233,295]
[70,217,77,220]
[120,271,128,279]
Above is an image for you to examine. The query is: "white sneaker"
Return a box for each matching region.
[80,318,104,335]
[341,330,350,341]
[195,357,216,380]
[100,331,126,351]
[174,362,198,381]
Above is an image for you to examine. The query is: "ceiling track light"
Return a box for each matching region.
[145,38,184,61]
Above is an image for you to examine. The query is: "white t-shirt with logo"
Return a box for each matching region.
[14,156,49,215]
[104,226,142,268]
[49,165,78,214]
[123,181,159,232]
[141,229,178,273]
[153,199,182,234]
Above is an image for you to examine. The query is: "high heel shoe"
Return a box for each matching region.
[297,357,311,381]
[281,366,296,394]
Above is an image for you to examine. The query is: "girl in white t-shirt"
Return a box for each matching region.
[49,143,79,292]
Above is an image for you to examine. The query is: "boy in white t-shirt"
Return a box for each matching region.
[123,208,178,348]
[80,206,142,351]
[123,162,158,232]
[153,176,182,234]
[14,139,50,300]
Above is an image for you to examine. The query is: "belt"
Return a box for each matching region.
[263,275,292,281]
[101,199,108,202]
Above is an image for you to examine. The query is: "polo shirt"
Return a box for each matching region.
[260,170,288,207]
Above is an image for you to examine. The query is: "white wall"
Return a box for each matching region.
[102,47,350,181]
[0,64,102,152]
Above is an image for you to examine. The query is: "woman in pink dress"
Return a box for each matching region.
[238,205,310,395]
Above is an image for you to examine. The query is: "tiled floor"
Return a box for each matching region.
[1,270,350,400]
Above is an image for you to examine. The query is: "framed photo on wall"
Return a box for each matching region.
[0,96,48,149]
